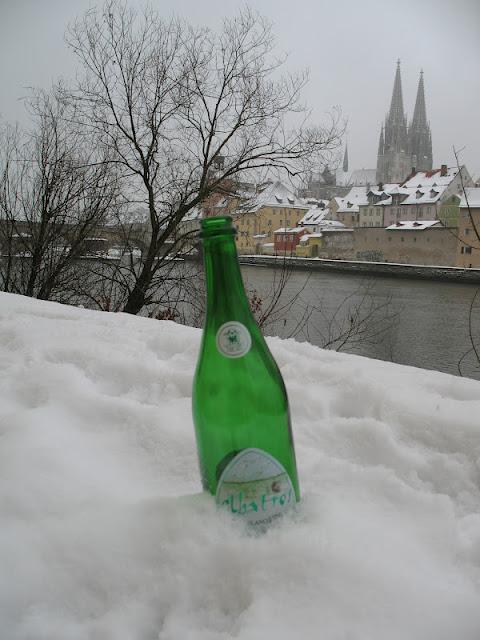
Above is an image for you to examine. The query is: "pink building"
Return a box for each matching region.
[273,227,308,254]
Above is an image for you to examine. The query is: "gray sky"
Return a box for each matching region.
[1,0,479,178]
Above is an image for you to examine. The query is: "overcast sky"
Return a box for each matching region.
[1,0,479,178]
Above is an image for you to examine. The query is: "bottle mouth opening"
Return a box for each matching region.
[199,216,236,239]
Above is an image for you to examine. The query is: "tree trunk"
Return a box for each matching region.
[122,255,154,315]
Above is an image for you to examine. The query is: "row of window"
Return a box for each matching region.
[362,236,433,243]
[362,206,434,216]
[244,218,295,226]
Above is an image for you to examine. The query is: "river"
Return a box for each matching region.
[239,264,480,381]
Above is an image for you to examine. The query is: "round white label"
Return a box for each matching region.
[216,321,252,358]
[216,448,296,529]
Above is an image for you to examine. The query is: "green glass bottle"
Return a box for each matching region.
[192,216,300,529]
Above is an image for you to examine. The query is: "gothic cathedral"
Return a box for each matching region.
[376,61,432,184]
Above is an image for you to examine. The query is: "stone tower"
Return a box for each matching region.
[408,71,432,172]
[376,61,411,184]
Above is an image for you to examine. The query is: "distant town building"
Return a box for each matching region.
[228,181,308,254]
[298,165,342,201]
[358,184,401,228]
[298,200,345,233]
[376,61,433,184]
[456,188,480,268]
[296,228,354,260]
[273,227,308,254]
[354,223,458,266]
[332,186,369,228]
[355,165,473,229]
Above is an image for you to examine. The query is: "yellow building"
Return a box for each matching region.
[296,229,355,259]
[230,181,308,254]
[296,233,323,257]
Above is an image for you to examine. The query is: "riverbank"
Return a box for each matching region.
[238,255,480,283]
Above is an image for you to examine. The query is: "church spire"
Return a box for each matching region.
[411,70,427,128]
[384,60,408,155]
[408,70,432,171]
[342,144,349,173]
[377,61,410,183]
[388,59,406,125]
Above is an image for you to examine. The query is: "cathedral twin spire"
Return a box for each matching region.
[376,61,432,184]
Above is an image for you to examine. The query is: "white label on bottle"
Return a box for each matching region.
[216,321,252,358]
[216,448,295,529]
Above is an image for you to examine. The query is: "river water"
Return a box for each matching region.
[239,264,480,381]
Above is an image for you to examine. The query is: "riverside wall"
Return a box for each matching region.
[237,255,480,284]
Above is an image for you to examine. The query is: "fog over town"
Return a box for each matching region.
[1,0,479,177]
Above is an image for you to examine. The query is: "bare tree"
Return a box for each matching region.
[305,279,399,354]
[65,1,341,315]
[0,91,119,302]
[245,273,399,354]
[452,146,480,377]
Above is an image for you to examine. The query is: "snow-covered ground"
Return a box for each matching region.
[1,292,480,640]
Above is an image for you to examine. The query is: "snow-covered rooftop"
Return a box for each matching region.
[401,167,461,189]
[300,198,330,209]
[336,186,369,213]
[1,293,480,638]
[319,219,345,229]
[386,220,441,230]
[299,207,331,226]
[274,226,306,234]
[400,185,448,206]
[459,187,480,209]
[237,181,308,214]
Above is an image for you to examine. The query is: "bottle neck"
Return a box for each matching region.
[202,234,251,322]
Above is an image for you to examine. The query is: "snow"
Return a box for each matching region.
[386,220,441,230]
[273,227,305,234]
[298,208,330,226]
[400,184,447,205]
[368,184,396,196]
[402,167,460,189]
[460,188,480,208]
[336,186,369,213]
[1,292,480,640]
[237,181,307,214]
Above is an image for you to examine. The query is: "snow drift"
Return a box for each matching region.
[1,292,479,639]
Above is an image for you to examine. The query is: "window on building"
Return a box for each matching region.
[401,237,404,242]
[465,246,472,254]
[465,228,471,235]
